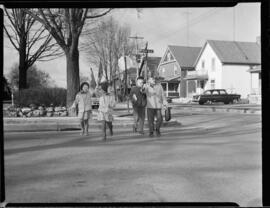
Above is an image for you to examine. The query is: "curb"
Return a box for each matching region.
[171,105,261,114]
[4,119,181,132]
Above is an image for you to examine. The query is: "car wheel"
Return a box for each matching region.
[199,101,204,105]
[224,101,229,105]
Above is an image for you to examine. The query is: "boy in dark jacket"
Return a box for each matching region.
[129,76,147,135]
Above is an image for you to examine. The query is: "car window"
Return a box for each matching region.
[204,91,211,95]
[212,90,219,95]
[219,90,226,95]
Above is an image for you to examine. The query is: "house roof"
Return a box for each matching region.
[185,74,208,80]
[198,40,261,65]
[147,57,162,70]
[160,75,181,82]
[167,45,202,68]
[139,56,162,77]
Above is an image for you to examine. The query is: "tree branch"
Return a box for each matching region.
[86,9,112,19]
[3,25,19,51]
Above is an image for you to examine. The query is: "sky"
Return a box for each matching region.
[3,3,261,88]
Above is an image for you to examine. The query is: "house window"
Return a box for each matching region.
[174,65,178,75]
[159,68,165,76]
[200,80,205,89]
[202,60,205,69]
[168,83,178,92]
[211,58,215,71]
[210,80,215,89]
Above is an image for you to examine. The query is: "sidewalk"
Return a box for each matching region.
[3,103,261,132]
[3,115,181,132]
[115,102,261,114]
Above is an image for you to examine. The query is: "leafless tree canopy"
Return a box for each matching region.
[23,8,112,54]
[4,8,63,65]
[82,17,136,82]
[22,8,112,107]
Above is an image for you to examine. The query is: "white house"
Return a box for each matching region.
[185,40,261,99]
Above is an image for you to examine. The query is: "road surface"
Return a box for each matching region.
[3,110,262,206]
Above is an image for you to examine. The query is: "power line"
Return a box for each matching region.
[152,8,228,43]
[183,9,191,46]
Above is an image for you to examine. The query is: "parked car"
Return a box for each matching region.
[193,89,241,105]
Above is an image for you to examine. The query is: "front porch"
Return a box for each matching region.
[185,71,208,97]
[159,75,181,98]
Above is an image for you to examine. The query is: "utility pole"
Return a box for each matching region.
[138,42,154,79]
[183,9,191,46]
[123,49,130,112]
[129,35,144,77]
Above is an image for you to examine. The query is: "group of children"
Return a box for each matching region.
[70,81,115,141]
[71,77,168,141]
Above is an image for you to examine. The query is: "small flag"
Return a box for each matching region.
[98,60,103,84]
[89,67,97,89]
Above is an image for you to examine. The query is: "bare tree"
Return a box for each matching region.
[4,8,62,90]
[23,8,112,107]
[83,17,135,82]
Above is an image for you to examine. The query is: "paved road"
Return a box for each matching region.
[3,110,262,206]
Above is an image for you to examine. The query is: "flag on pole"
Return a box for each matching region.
[97,60,103,84]
[89,67,97,89]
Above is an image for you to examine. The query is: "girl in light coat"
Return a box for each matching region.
[71,82,94,136]
[97,82,116,141]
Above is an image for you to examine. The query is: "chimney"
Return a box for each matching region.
[256,36,261,46]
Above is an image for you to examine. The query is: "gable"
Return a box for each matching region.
[194,42,222,69]
[168,45,202,68]
[160,47,176,64]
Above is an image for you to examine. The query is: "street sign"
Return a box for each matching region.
[139,49,154,53]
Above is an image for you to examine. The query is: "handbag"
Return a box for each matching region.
[164,107,171,121]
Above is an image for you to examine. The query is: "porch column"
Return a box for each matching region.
[250,72,252,95]
[166,82,169,97]
[178,82,180,97]
[186,80,189,97]
[195,79,198,94]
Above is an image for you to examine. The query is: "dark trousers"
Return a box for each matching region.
[102,121,113,137]
[133,106,146,132]
[147,108,163,133]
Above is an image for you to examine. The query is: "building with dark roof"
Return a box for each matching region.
[157,45,202,98]
[186,39,261,99]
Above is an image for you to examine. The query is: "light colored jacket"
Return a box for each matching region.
[144,83,168,109]
[98,93,116,113]
[72,90,94,112]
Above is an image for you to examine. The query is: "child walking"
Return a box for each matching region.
[71,82,94,136]
[97,82,116,141]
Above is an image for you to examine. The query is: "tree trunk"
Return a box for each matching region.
[19,64,27,90]
[66,47,80,108]
[18,36,28,90]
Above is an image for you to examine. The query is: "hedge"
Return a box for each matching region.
[14,87,67,107]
